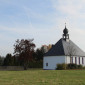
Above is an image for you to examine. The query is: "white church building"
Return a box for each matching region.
[43,25,85,70]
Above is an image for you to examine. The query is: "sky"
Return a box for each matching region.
[0,0,85,56]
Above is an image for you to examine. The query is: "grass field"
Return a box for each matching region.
[0,69,85,85]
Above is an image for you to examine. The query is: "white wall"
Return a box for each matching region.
[43,56,65,70]
[66,56,85,66]
[43,56,85,70]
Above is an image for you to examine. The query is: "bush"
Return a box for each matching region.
[82,66,85,69]
[67,64,83,69]
[56,63,83,70]
[67,64,78,69]
[28,61,43,68]
[78,65,83,69]
[56,63,67,70]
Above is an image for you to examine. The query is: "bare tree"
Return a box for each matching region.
[67,44,76,64]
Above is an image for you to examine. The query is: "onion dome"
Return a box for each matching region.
[63,25,68,35]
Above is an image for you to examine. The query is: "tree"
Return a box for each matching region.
[0,56,4,66]
[67,44,76,64]
[33,47,45,61]
[3,54,13,66]
[14,39,35,70]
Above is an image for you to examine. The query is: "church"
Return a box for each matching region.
[43,25,85,70]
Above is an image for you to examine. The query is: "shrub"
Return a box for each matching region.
[67,64,83,69]
[67,64,78,69]
[82,66,85,69]
[28,61,43,68]
[56,63,67,70]
[56,63,83,70]
[77,65,83,69]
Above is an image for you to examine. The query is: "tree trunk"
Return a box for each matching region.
[24,63,28,70]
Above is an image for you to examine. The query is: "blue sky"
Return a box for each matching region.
[0,0,85,56]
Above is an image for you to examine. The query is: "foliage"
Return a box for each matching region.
[0,39,45,68]
[57,63,83,70]
[67,64,83,69]
[0,56,4,66]
[67,63,78,69]
[33,48,45,61]
[14,39,35,70]
[56,63,67,70]
[28,61,43,68]
[78,64,83,69]
[3,54,14,66]
[12,56,19,66]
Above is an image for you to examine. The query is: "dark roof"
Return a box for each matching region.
[45,38,85,57]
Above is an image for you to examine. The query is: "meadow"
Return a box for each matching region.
[0,69,85,85]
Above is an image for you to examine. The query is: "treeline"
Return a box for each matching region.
[0,47,44,67]
[0,39,46,70]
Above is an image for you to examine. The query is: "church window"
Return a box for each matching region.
[70,57,73,64]
[79,57,80,64]
[72,57,73,63]
[82,57,84,64]
[70,57,71,63]
[46,63,48,66]
[75,57,77,64]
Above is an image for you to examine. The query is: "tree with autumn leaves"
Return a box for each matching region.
[14,39,35,70]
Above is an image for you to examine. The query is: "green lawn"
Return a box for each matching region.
[0,69,85,85]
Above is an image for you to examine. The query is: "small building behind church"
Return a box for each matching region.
[43,25,85,70]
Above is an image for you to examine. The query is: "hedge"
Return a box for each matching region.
[28,61,43,68]
[56,63,83,70]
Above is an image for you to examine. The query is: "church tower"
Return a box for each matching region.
[63,24,69,41]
